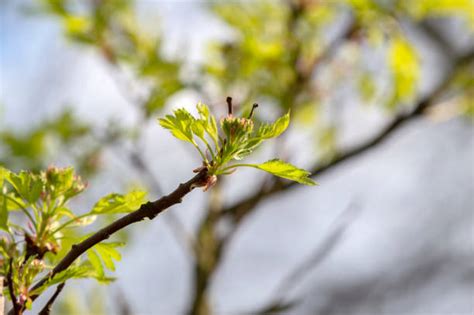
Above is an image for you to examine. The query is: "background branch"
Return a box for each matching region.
[38,283,65,315]
[222,48,474,225]
[251,203,362,314]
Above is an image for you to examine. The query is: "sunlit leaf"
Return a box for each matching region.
[6,170,43,204]
[95,242,123,271]
[158,109,196,144]
[0,192,8,231]
[257,112,290,139]
[87,249,104,278]
[244,159,316,185]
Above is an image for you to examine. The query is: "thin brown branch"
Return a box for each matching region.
[251,203,362,314]
[38,283,65,315]
[127,149,198,255]
[24,168,209,306]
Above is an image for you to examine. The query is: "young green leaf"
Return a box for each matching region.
[256,112,290,139]
[0,193,8,231]
[244,112,290,152]
[6,170,43,204]
[95,242,123,271]
[157,102,315,189]
[87,249,104,278]
[197,102,218,144]
[242,159,316,186]
[158,109,196,144]
[0,166,8,186]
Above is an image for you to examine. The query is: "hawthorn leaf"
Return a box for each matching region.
[87,249,104,278]
[6,171,43,203]
[0,193,27,211]
[256,112,290,139]
[244,112,290,152]
[0,193,8,231]
[158,108,196,144]
[0,166,8,186]
[245,159,316,185]
[197,102,218,143]
[95,242,123,271]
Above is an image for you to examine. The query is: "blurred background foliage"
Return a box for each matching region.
[1,0,473,314]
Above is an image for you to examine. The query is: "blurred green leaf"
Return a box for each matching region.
[0,192,8,231]
[87,249,104,278]
[388,37,420,106]
[95,242,123,271]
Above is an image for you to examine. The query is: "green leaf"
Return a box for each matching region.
[245,112,290,151]
[0,192,8,231]
[244,159,316,185]
[87,249,104,278]
[0,166,8,186]
[257,112,290,139]
[6,170,44,204]
[158,108,196,144]
[0,193,25,212]
[91,190,147,214]
[197,102,218,144]
[95,242,123,271]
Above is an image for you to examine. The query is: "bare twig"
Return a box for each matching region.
[38,283,65,315]
[16,168,209,313]
[254,203,362,314]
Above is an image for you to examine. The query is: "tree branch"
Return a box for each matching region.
[25,168,209,306]
[38,283,65,315]
[222,48,474,225]
[251,203,362,314]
